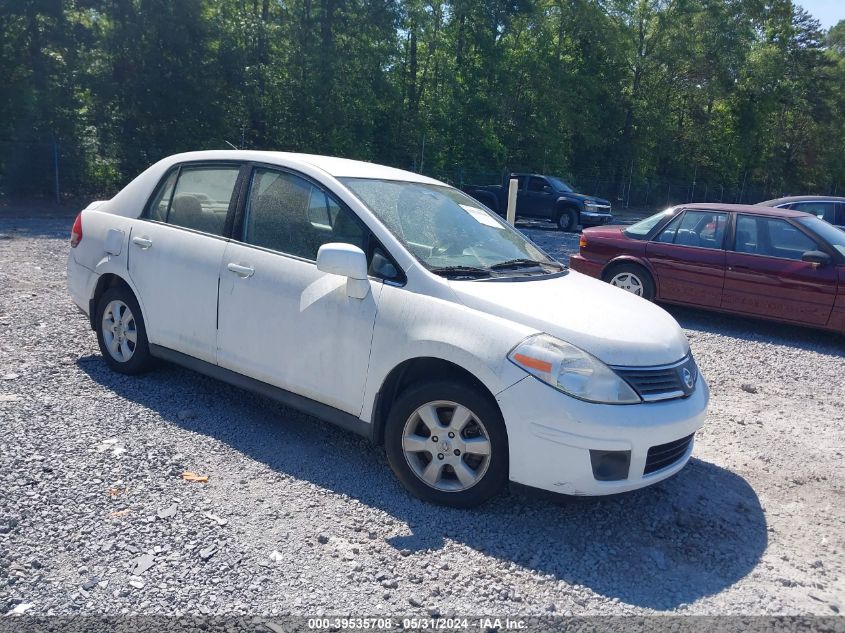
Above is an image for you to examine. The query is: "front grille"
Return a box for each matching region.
[644,434,694,475]
[612,355,698,402]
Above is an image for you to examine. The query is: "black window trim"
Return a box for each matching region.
[230,161,407,285]
[141,160,247,241]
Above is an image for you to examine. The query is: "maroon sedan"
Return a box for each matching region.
[569,203,845,333]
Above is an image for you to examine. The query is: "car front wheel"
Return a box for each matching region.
[385,381,508,507]
[556,208,578,232]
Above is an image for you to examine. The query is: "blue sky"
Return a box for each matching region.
[797,0,844,29]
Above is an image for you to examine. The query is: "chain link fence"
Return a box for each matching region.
[1,145,839,212]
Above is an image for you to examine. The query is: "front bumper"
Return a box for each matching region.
[568,253,603,278]
[496,373,709,496]
[581,210,613,225]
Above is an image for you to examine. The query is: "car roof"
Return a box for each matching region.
[757,195,845,206]
[163,150,444,185]
[679,202,810,218]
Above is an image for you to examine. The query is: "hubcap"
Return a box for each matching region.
[401,400,492,492]
[609,272,644,296]
[101,300,137,363]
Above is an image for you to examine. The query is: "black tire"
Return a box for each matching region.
[384,380,508,508]
[602,262,656,301]
[95,284,154,375]
[556,208,578,232]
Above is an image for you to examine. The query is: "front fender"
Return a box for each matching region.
[556,197,581,211]
[360,284,535,423]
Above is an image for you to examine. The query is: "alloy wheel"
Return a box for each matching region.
[401,400,492,492]
[609,272,644,296]
[101,299,138,363]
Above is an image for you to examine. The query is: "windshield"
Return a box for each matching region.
[547,176,573,193]
[340,178,562,278]
[798,216,845,257]
[623,208,677,239]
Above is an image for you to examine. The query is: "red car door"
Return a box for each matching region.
[722,214,837,325]
[645,209,728,308]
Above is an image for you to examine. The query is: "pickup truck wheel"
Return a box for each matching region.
[556,208,578,232]
[385,381,508,508]
[95,285,154,375]
[603,263,655,301]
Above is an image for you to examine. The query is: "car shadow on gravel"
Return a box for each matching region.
[78,355,767,611]
[667,305,845,356]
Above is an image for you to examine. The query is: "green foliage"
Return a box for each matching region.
[0,0,842,198]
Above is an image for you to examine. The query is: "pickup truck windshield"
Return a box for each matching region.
[340,178,562,278]
[547,177,573,193]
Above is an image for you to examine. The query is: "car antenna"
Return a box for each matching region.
[224,140,239,150]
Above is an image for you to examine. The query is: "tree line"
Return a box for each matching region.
[1,0,843,202]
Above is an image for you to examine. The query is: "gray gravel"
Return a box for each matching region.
[0,215,843,617]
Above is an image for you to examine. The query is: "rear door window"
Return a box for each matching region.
[167,167,240,236]
[146,165,240,236]
[147,171,177,222]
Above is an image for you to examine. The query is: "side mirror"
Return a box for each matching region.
[316,243,370,299]
[801,250,831,266]
[542,185,553,193]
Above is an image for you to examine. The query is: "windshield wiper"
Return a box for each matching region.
[488,258,564,272]
[428,265,492,279]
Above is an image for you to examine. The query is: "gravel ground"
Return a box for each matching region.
[1,214,843,618]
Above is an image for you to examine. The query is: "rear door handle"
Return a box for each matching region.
[227,262,255,278]
[132,236,152,250]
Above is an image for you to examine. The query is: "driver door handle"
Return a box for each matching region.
[227,262,255,278]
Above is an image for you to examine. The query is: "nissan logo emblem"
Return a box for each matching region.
[682,367,694,389]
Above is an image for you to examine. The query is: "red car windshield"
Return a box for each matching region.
[623,209,677,239]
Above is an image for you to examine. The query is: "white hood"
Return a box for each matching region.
[450,270,689,367]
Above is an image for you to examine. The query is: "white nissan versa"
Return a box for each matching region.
[67,151,708,507]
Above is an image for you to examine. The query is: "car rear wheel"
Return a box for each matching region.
[603,263,655,301]
[385,381,508,507]
[95,285,154,375]
[556,208,578,232]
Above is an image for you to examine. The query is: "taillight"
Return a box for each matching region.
[579,235,587,249]
[70,213,83,248]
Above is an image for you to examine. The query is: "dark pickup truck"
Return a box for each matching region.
[462,173,613,232]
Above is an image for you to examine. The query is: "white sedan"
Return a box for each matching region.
[67,151,708,507]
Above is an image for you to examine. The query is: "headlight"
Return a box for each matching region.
[508,334,641,404]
